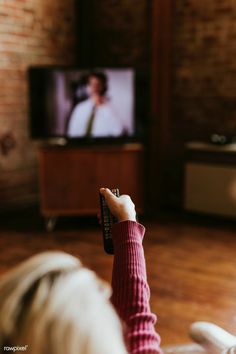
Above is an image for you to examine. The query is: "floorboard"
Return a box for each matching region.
[0,211,236,346]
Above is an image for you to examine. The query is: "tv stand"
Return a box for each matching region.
[38,143,144,231]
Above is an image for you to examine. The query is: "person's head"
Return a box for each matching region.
[0,251,127,354]
[87,72,108,97]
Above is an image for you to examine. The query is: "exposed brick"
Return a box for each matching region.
[0,0,76,207]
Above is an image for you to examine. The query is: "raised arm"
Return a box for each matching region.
[100,188,162,354]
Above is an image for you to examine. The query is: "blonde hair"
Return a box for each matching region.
[0,251,127,354]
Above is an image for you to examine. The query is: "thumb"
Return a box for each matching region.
[100,188,118,202]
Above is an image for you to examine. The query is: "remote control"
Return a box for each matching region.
[99,188,120,255]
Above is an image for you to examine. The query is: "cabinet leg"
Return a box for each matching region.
[45,217,58,232]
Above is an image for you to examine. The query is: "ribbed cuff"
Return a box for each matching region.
[112,220,145,248]
[111,220,146,278]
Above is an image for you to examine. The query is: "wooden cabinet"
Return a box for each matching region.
[38,144,144,221]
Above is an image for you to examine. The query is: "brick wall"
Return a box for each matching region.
[0,0,76,207]
[166,0,236,206]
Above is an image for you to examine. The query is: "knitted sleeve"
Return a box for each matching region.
[111,221,162,354]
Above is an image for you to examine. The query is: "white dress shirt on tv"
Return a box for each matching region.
[67,98,124,137]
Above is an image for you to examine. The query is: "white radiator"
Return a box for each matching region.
[184,162,236,217]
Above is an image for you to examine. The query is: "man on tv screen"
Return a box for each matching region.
[67,72,125,137]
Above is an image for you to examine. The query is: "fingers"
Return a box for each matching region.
[100,188,133,205]
[100,188,119,202]
[100,188,121,217]
[99,188,136,222]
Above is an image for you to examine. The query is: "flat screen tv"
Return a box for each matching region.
[28,67,140,143]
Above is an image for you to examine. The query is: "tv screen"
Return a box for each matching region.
[29,67,136,141]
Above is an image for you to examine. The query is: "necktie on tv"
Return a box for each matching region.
[85,105,96,137]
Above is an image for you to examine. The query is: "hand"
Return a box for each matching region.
[99,188,136,223]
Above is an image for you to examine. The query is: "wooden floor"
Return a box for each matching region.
[0,210,236,346]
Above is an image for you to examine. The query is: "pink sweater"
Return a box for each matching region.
[111,221,162,354]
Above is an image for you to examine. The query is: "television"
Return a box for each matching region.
[28,67,140,143]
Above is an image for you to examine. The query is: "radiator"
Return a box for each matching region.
[184,162,236,217]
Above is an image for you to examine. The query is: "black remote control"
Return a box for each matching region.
[99,188,120,255]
